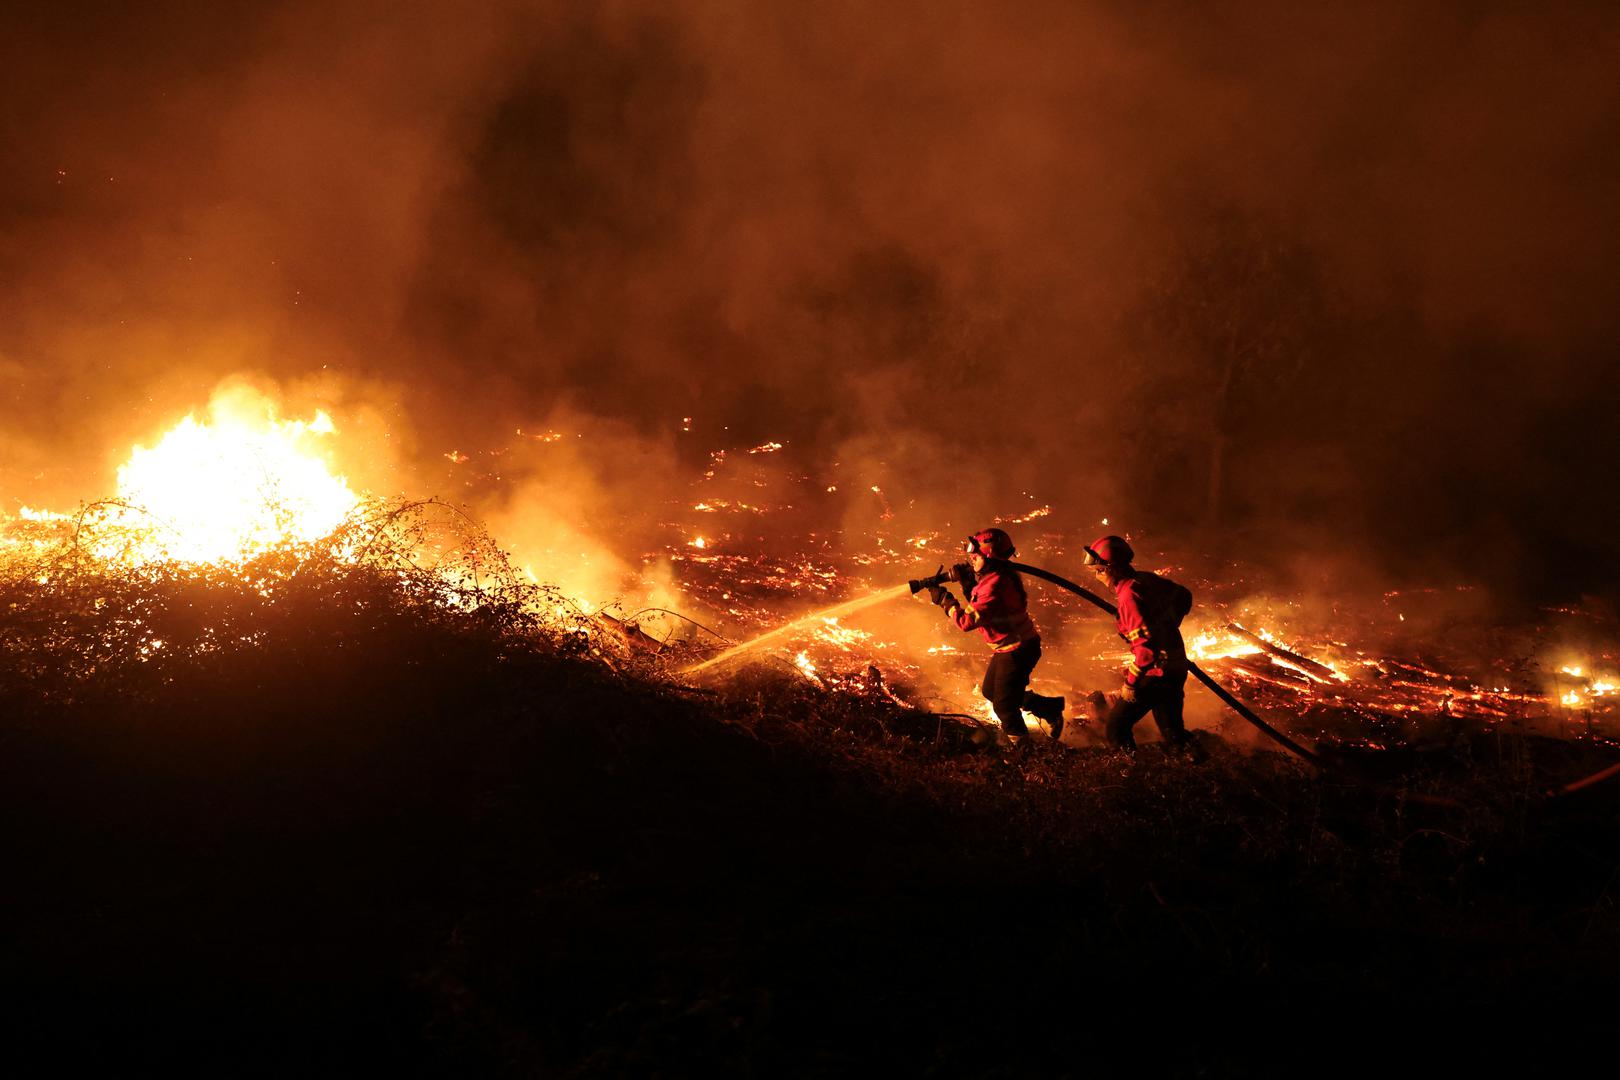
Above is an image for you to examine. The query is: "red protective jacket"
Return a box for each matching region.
[1113,571,1192,685]
[945,568,1038,652]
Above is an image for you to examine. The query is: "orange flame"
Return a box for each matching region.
[109,394,359,563]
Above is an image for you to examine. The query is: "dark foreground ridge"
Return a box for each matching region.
[3,555,1619,1076]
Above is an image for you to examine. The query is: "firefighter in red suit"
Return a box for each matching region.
[1083,534,1194,752]
[925,528,1066,746]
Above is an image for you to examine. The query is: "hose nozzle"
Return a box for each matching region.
[907,565,951,595]
[907,562,976,595]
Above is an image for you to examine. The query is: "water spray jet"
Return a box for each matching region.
[682,583,913,676]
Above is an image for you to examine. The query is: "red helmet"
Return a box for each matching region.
[965,527,1016,559]
[1083,534,1133,568]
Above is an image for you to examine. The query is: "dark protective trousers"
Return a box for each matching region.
[981,637,1062,739]
[1103,667,1189,750]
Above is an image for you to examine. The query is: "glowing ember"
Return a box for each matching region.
[111,402,359,563]
[1001,505,1052,524]
[1187,628,1264,662]
[816,617,871,649]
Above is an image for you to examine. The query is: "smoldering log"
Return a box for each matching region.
[1226,622,1339,683]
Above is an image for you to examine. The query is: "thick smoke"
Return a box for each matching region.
[4,0,1620,602]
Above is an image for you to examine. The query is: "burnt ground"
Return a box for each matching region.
[3,564,1620,1076]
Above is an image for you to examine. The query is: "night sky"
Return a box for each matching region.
[5,1,1620,597]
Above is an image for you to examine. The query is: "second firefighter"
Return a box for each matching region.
[1083,534,1196,753]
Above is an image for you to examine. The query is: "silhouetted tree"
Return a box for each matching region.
[1141,207,1329,526]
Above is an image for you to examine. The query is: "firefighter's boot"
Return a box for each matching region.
[1026,694,1065,742]
[1163,733,1208,764]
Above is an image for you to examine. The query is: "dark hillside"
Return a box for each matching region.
[4,557,1619,1075]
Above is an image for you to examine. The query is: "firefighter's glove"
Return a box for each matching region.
[1119,682,1138,704]
[926,584,951,607]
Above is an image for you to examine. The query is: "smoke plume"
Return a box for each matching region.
[5,0,1620,600]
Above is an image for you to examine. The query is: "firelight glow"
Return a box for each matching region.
[112,403,360,563]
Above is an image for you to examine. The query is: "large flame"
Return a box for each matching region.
[111,395,359,563]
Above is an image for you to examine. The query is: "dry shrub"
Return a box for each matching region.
[0,498,597,714]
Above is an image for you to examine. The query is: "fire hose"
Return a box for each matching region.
[911,558,1325,768]
[909,558,1620,800]
[1552,758,1620,798]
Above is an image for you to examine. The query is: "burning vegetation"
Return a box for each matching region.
[5,399,1620,1072]
[5,385,1617,765]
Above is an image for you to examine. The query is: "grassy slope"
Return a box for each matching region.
[3,561,1618,1075]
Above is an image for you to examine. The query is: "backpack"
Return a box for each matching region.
[1139,572,1194,627]
[1170,581,1193,625]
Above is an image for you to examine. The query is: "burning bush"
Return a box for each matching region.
[0,497,601,719]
